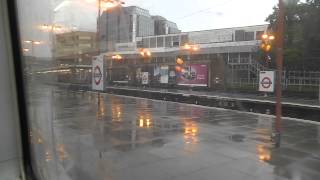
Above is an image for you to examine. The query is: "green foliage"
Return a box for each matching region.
[283,48,303,69]
[266,0,320,71]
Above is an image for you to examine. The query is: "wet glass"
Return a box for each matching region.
[15,0,320,180]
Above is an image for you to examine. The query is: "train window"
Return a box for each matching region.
[12,0,320,180]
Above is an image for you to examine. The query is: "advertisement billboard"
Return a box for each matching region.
[177,64,208,87]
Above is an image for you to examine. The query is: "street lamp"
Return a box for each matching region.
[268,35,275,41]
[23,48,30,52]
[181,43,200,61]
[139,49,152,59]
[96,0,125,84]
[260,33,274,53]
[182,43,200,52]
[101,0,124,11]
[260,33,275,68]
[176,58,184,65]
[111,54,123,60]
[175,57,184,72]
[40,24,63,33]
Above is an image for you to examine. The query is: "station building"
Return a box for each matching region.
[102,24,268,89]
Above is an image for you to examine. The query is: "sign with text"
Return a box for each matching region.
[142,72,149,85]
[259,71,275,92]
[177,64,208,87]
[92,56,104,91]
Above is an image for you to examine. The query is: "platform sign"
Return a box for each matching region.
[259,71,275,92]
[92,56,104,91]
[142,72,149,85]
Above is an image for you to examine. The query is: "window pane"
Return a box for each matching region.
[13,0,320,180]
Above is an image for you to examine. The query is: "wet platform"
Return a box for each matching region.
[28,85,320,180]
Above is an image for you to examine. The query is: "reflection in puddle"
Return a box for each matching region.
[137,111,153,128]
[183,120,199,144]
[57,144,68,161]
[112,104,122,121]
[256,145,271,162]
[96,95,105,120]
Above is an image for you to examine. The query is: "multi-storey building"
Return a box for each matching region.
[54,31,97,83]
[98,6,155,52]
[98,6,181,52]
[152,16,180,35]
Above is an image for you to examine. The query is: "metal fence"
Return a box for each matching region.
[229,71,320,91]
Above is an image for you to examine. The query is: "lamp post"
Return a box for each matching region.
[179,43,200,90]
[139,48,152,59]
[96,0,124,84]
[97,0,125,54]
[138,49,152,84]
[260,33,275,69]
[95,0,124,107]
[273,0,285,148]
[182,43,200,61]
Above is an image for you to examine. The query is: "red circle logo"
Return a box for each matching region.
[261,77,272,88]
[93,66,102,85]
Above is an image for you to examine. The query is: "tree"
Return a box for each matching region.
[265,0,320,70]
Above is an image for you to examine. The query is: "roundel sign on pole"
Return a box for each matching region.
[259,71,275,92]
[94,66,102,85]
[92,56,104,91]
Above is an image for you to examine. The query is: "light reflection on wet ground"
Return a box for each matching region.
[27,85,320,180]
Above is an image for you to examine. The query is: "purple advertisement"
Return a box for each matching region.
[177,64,208,87]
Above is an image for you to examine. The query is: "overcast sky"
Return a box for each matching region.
[55,0,280,32]
[125,0,279,31]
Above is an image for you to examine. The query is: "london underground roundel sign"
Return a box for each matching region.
[259,71,275,92]
[94,66,102,85]
[261,77,272,89]
[92,56,104,91]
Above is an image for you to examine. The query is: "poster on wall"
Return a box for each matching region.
[153,66,160,83]
[177,64,208,87]
[160,66,169,84]
[142,72,149,85]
